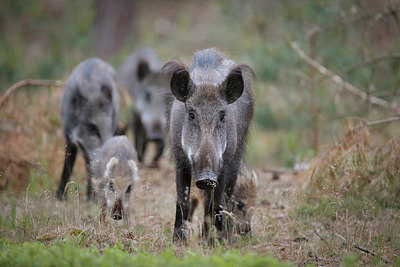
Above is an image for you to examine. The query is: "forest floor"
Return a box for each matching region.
[1,156,399,266]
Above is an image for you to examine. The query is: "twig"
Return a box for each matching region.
[334,233,347,245]
[366,116,400,127]
[290,42,400,114]
[342,54,400,74]
[320,9,393,33]
[314,230,333,252]
[0,79,63,107]
[351,116,400,132]
[392,189,400,208]
[354,243,391,264]
[354,244,374,254]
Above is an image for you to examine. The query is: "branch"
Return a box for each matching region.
[291,42,400,114]
[320,9,393,33]
[342,53,400,74]
[314,230,333,252]
[0,79,63,107]
[366,116,400,127]
[354,244,391,264]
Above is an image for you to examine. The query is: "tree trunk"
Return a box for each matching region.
[93,0,136,58]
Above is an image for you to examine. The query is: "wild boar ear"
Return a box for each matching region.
[71,87,84,107]
[101,85,113,101]
[222,64,255,104]
[137,61,150,81]
[222,66,244,104]
[162,61,191,102]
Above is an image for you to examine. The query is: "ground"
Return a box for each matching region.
[1,152,398,266]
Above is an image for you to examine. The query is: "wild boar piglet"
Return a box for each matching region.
[91,136,139,222]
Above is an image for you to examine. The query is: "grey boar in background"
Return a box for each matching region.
[118,48,169,166]
[163,48,255,242]
[91,136,139,222]
[188,164,257,236]
[56,58,120,200]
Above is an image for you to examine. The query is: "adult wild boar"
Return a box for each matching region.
[118,48,169,166]
[56,58,120,200]
[188,164,257,236]
[163,48,255,242]
[91,136,139,222]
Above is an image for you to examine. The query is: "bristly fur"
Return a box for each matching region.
[191,48,225,70]
[234,166,257,208]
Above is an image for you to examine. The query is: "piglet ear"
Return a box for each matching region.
[162,61,191,102]
[104,157,118,178]
[127,160,139,182]
[251,171,258,186]
[137,60,150,81]
[91,178,100,192]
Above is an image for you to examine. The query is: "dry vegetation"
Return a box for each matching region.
[0,87,399,266]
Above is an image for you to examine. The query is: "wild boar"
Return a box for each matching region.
[118,48,169,166]
[163,48,255,242]
[56,58,120,200]
[188,164,257,236]
[91,136,139,222]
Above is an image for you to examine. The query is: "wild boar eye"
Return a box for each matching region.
[126,184,132,194]
[189,111,195,120]
[108,181,114,192]
[219,111,225,122]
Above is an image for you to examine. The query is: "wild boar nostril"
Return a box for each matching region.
[113,214,122,220]
[196,171,218,190]
[112,210,122,220]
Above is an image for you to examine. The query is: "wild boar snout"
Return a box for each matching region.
[111,198,123,220]
[192,138,221,190]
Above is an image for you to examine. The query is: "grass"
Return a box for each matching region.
[0,238,294,267]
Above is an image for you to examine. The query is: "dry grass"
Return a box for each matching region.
[302,118,400,207]
[0,87,399,266]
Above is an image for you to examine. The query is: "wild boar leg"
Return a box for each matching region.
[133,113,146,163]
[56,142,78,200]
[80,148,95,201]
[173,165,191,243]
[202,181,226,241]
[152,139,165,163]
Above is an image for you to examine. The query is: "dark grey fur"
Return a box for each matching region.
[91,136,138,222]
[163,48,255,243]
[57,58,120,200]
[118,48,169,165]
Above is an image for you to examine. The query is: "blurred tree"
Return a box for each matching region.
[93,0,136,58]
